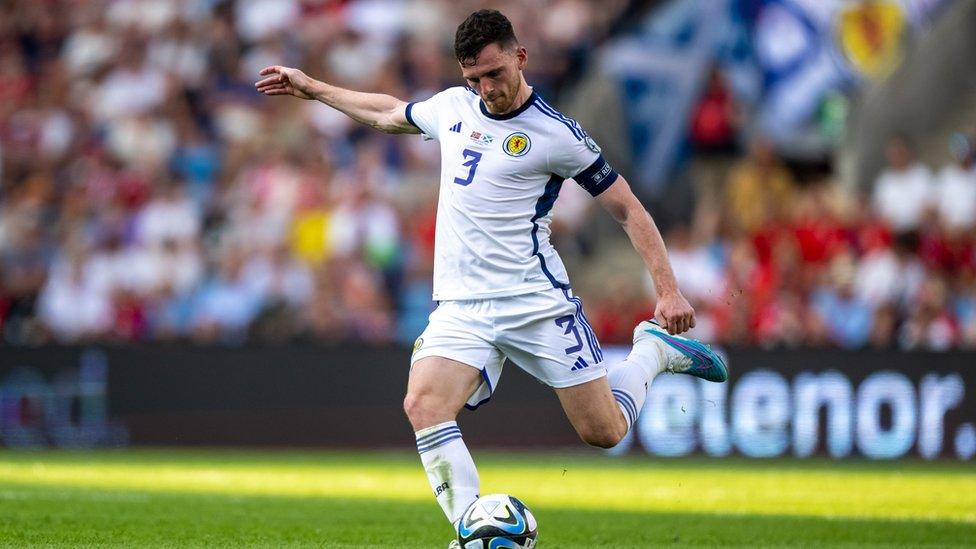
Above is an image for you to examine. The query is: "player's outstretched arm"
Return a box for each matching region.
[254,65,419,135]
[596,175,695,335]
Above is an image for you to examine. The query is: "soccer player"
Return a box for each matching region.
[256,9,727,546]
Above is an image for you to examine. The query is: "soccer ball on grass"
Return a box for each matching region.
[456,494,537,548]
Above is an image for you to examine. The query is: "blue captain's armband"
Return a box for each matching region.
[573,155,619,196]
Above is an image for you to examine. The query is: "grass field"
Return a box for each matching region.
[0,449,973,547]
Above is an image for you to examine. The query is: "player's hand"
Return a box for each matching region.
[654,291,695,335]
[255,66,315,100]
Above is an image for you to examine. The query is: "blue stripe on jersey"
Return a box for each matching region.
[573,155,619,197]
[404,102,421,131]
[562,288,602,363]
[537,97,587,136]
[575,298,603,362]
[534,99,584,139]
[464,367,495,411]
[574,297,603,362]
[574,300,599,363]
[533,100,584,141]
[530,175,570,290]
[562,290,596,361]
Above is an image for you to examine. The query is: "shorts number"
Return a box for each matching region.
[555,315,583,355]
[454,149,482,186]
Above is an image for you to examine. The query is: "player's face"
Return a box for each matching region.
[460,42,526,114]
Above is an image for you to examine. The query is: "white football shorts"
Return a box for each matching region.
[410,287,606,409]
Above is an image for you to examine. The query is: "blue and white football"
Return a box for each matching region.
[457,494,538,549]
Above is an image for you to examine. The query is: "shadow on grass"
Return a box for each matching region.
[0,483,972,548]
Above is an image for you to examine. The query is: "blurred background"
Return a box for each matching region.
[0,0,974,463]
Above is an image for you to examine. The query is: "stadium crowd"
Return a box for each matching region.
[0,0,630,346]
[1,0,975,351]
[640,132,976,351]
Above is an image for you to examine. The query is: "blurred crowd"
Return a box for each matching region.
[0,0,629,346]
[594,128,976,351]
[2,1,975,352]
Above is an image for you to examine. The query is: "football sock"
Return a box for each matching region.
[607,342,666,433]
[416,421,480,525]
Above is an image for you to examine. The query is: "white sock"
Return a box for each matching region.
[416,421,480,524]
[607,341,666,432]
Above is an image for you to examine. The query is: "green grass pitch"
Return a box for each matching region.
[0,449,973,547]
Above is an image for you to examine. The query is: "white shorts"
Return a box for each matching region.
[410,287,606,410]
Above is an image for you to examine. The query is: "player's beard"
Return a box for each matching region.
[485,79,523,114]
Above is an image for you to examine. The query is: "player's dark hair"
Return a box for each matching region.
[454,9,518,65]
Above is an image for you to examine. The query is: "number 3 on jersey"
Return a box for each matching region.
[555,315,584,355]
[454,148,482,186]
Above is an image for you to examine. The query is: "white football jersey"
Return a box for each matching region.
[406,87,618,301]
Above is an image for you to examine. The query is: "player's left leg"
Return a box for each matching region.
[495,288,651,448]
[553,375,628,448]
[497,288,727,449]
[556,319,730,447]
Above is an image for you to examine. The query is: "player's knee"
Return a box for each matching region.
[402,392,426,426]
[582,433,623,449]
[579,423,627,449]
[403,391,450,431]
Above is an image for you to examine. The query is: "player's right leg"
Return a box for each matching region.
[404,356,484,431]
[404,299,506,533]
[404,355,484,529]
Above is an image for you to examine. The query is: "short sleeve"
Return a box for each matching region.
[406,87,467,141]
[550,128,619,197]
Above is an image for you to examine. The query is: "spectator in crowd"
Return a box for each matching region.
[933,133,976,233]
[855,232,925,312]
[135,179,201,248]
[37,246,112,342]
[665,225,725,307]
[811,255,875,349]
[871,134,933,235]
[953,268,976,349]
[725,135,796,234]
[1,224,53,343]
[690,67,740,157]
[242,242,314,310]
[899,275,959,351]
[189,246,265,343]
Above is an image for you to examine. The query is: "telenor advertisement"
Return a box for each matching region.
[603,348,974,460]
[0,346,972,460]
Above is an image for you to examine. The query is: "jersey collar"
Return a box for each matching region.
[479,90,538,121]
